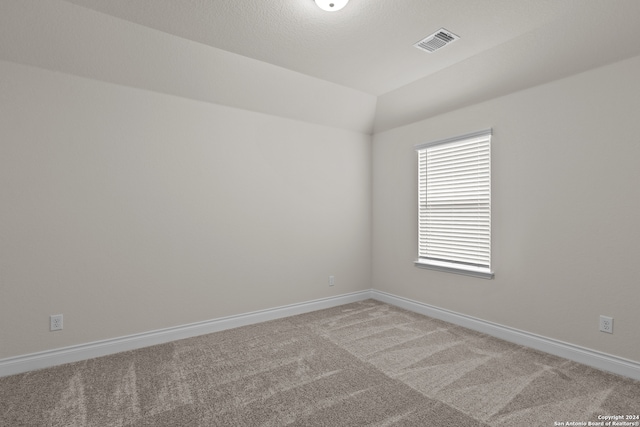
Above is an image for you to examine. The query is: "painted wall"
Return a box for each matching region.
[2,0,638,368]
[0,0,376,134]
[0,61,372,359]
[372,55,640,362]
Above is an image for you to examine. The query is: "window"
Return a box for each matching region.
[415,129,493,279]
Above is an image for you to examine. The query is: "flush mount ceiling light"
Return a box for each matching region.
[314,0,349,12]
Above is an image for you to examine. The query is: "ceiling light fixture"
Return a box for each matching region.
[314,0,349,12]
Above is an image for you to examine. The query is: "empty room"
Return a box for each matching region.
[1,0,639,425]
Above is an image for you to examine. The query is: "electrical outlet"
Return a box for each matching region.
[50,314,63,331]
[599,315,613,334]
[328,275,335,287]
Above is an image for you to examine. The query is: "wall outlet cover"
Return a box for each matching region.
[50,314,63,331]
[599,315,613,334]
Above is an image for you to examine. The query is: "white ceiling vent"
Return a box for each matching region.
[414,29,460,53]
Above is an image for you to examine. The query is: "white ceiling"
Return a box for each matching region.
[62,0,640,98]
[3,0,640,133]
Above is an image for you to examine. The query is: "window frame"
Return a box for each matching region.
[414,129,494,279]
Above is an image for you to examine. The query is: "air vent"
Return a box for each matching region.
[414,28,459,53]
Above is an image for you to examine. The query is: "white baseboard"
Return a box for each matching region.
[3,289,639,381]
[0,290,372,378]
[371,290,640,381]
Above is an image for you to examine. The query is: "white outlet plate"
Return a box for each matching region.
[50,314,63,331]
[599,315,613,334]
[329,275,335,286]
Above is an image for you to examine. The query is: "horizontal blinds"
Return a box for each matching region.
[417,131,491,268]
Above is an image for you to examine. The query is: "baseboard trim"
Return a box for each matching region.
[0,290,372,378]
[370,290,640,381]
[3,289,639,381]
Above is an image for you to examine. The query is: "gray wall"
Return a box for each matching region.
[2,0,639,367]
[372,55,640,362]
[0,61,372,359]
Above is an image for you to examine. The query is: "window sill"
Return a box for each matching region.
[414,259,494,280]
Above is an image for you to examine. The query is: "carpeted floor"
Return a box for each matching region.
[1,300,639,426]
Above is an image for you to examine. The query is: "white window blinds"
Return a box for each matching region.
[415,129,493,279]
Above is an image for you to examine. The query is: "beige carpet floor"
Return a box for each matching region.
[1,300,639,426]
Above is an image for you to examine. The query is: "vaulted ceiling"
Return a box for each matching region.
[3,0,640,132]
[63,0,640,96]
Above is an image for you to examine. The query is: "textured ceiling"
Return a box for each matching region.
[62,0,616,96]
[7,0,640,132]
